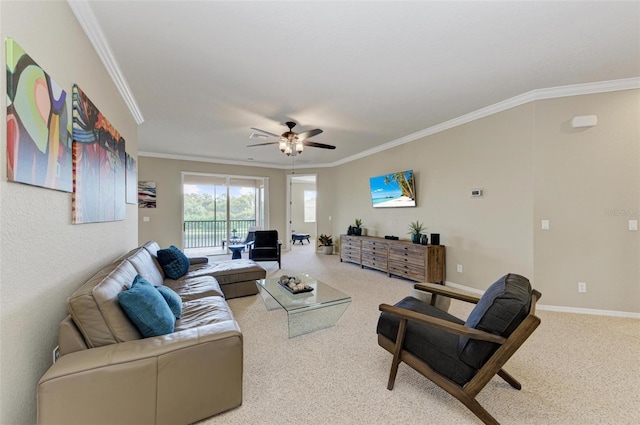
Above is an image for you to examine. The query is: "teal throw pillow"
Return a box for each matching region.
[155,285,182,319]
[157,245,190,279]
[118,275,175,338]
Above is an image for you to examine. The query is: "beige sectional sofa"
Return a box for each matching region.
[37,241,266,425]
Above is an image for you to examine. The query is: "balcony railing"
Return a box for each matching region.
[184,219,257,248]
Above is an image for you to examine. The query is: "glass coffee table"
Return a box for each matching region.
[256,274,351,338]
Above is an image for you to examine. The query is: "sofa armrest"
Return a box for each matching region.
[38,322,243,425]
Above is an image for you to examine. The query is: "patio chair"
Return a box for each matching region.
[376,273,541,424]
[247,230,282,269]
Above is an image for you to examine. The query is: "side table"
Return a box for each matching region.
[229,244,245,260]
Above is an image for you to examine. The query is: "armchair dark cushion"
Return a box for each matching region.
[377,296,477,386]
[248,230,281,269]
[459,274,532,369]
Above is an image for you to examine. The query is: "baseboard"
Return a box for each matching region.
[444,281,640,319]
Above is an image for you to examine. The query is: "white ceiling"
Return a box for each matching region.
[78,1,640,168]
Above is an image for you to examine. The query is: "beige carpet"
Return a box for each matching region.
[198,242,640,424]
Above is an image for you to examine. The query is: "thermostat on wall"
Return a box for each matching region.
[471,188,484,198]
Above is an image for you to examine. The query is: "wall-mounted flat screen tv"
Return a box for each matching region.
[369,170,416,208]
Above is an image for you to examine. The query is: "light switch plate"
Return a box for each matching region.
[630,220,638,231]
[541,220,549,230]
[143,216,150,222]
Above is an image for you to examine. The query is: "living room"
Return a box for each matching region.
[1,1,639,424]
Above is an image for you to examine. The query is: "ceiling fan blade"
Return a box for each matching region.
[247,141,279,147]
[297,129,323,141]
[303,140,336,150]
[250,127,282,138]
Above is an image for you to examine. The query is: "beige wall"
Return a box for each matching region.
[328,91,638,313]
[137,157,288,248]
[331,104,536,289]
[533,90,640,312]
[0,1,139,423]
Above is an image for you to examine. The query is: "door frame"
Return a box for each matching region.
[285,173,318,251]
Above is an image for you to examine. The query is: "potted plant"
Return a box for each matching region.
[354,219,363,236]
[318,234,334,254]
[407,221,425,244]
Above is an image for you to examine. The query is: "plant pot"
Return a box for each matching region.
[411,233,421,244]
[322,245,333,255]
[354,227,362,236]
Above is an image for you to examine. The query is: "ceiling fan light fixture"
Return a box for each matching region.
[279,140,287,152]
[295,140,304,153]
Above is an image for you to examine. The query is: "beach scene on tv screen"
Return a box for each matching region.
[369,170,416,208]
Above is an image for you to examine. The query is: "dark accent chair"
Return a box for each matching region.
[377,274,541,425]
[247,230,282,269]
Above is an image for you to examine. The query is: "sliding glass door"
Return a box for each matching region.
[182,172,268,255]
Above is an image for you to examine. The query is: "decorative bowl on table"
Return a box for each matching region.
[278,275,314,294]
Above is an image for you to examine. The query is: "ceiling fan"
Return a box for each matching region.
[247,121,336,156]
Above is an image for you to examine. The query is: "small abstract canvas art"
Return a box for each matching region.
[6,38,72,192]
[72,84,126,223]
[138,181,156,208]
[126,154,137,204]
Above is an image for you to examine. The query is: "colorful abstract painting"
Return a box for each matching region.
[125,154,137,204]
[6,38,72,192]
[138,181,156,208]
[72,84,126,223]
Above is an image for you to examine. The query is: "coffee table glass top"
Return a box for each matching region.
[256,274,350,312]
[256,274,351,337]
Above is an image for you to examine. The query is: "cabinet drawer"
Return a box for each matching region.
[362,257,387,272]
[362,240,388,250]
[388,251,424,267]
[388,263,425,282]
[342,246,361,255]
[362,252,388,264]
[389,244,426,256]
[341,253,361,264]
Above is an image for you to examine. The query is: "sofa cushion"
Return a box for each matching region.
[68,259,141,348]
[157,245,190,279]
[458,273,532,369]
[127,247,165,286]
[118,275,176,338]
[174,296,237,332]
[163,275,224,301]
[155,285,183,319]
[187,259,266,285]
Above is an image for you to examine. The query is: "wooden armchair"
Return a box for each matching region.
[377,274,541,425]
[247,230,282,269]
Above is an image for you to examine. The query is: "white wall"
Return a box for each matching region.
[0,2,139,423]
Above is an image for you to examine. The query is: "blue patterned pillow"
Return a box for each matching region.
[157,245,190,279]
[155,285,182,319]
[118,275,175,338]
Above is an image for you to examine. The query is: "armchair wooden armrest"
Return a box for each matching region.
[414,282,481,305]
[379,303,506,344]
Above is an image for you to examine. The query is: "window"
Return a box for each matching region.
[304,190,316,222]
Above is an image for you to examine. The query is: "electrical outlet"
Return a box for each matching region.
[456,264,463,273]
[578,282,587,293]
[629,220,638,231]
[541,220,550,230]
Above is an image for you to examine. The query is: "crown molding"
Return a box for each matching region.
[142,78,638,169]
[138,151,335,169]
[67,0,144,124]
[332,77,640,167]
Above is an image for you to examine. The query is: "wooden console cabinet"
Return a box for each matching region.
[340,235,445,283]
